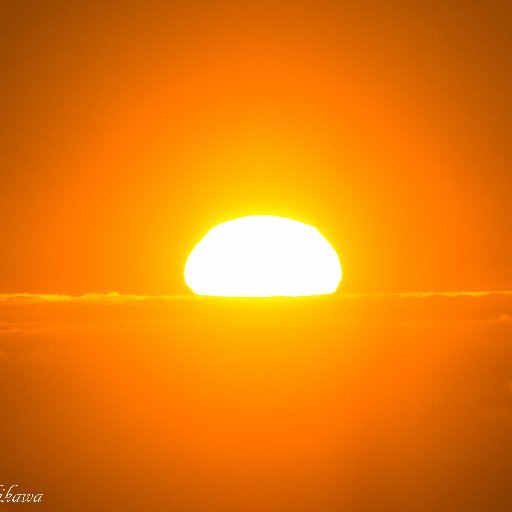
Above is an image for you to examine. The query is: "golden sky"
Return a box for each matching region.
[1,0,511,294]
[1,292,512,510]
[1,2,512,511]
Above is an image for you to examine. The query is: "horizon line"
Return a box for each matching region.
[0,290,512,304]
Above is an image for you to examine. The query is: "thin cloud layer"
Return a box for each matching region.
[1,290,511,305]
[0,292,192,304]
[0,291,510,335]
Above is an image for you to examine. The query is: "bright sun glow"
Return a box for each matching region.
[185,215,342,297]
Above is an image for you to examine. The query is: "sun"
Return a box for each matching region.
[184,215,342,297]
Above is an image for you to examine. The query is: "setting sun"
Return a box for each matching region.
[184,215,342,297]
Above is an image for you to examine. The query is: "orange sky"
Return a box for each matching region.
[1,3,512,509]
[1,0,511,294]
[1,292,512,511]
